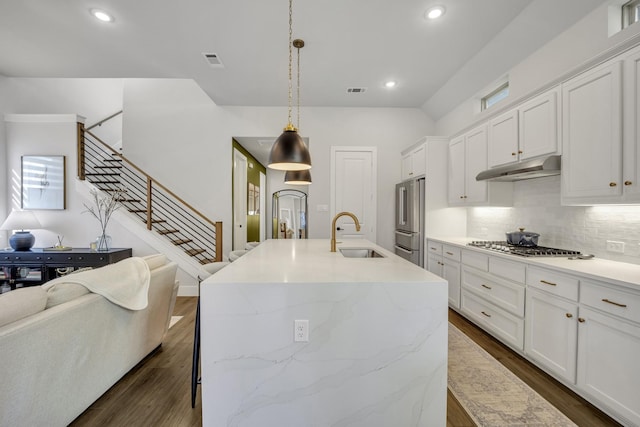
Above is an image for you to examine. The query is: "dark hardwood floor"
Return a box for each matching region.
[70,298,621,426]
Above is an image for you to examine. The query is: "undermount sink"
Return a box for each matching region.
[339,248,385,258]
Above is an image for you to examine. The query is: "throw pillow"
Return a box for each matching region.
[44,282,90,308]
[0,287,48,328]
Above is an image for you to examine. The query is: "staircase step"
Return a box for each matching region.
[95,166,122,170]
[199,258,217,265]
[104,159,122,163]
[92,180,121,185]
[151,219,166,223]
[128,209,147,213]
[185,248,206,257]
[157,229,179,235]
[116,198,141,203]
[172,239,193,245]
[86,173,121,176]
[100,188,128,192]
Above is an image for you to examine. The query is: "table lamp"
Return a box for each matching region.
[0,210,42,251]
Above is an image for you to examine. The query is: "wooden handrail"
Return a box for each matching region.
[82,129,219,229]
[86,110,123,131]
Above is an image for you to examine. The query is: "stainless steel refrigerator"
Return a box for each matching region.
[395,178,424,267]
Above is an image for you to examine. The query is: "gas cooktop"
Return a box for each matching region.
[467,240,581,257]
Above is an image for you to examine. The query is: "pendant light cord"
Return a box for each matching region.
[287,0,294,129]
[296,42,301,131]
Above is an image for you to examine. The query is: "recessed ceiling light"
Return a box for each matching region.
[425,6,445,20]
[384,81,397,88]
[90,9,114,23]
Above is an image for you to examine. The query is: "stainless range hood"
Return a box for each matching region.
[476,155,561,182]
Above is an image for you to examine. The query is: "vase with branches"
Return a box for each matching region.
[83,188,125,251]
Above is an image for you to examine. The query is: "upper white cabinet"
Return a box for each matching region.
[488,109,519,168]
[488,87,560,169]
[401,143,426,181]
[562,59,623,204]
[449,125,512,206]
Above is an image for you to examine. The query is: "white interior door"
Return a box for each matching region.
[331,147,377,242]
[233,149,247,250]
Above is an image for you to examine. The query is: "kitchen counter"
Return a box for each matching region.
[428,237,640,290]
[200,239,448,427]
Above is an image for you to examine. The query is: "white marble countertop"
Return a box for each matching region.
[203,238,445,285]
[428,236,640,290]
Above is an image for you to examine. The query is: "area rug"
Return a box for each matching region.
[169,316,183,329]
[448,324,577,427]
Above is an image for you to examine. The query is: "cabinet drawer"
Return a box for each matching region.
[462,267,525,316]
[580,280,640,324]
[489,257,525,284]
[461,289,524,350]
[462,250,488,271]
[442,245,461,262]
[426,241,443,256]
[526,266,579,301]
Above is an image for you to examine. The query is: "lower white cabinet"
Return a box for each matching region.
[577,306,640,426]
[460,289,524,350]
[524,287,578,383]
[443,258,461,309]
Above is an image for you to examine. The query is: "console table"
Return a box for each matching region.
[0,248,132,291]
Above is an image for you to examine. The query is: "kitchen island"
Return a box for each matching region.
[199,239,448,427]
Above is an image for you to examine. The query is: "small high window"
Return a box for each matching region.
[481,82,509,111]
[623,0,640,28]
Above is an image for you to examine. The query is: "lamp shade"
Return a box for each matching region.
[1,210,41,231]
[268,129,312,171]
[1,210,41,251]
[284,169,312,185]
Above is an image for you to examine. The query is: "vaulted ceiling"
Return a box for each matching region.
[0,0,606,120]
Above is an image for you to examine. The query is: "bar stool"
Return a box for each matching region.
[228,250,248,262]
[192,261,229,408]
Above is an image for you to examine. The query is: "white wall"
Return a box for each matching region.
[122,79,435,253]
[0,77,7,248]
[435,3,640,137]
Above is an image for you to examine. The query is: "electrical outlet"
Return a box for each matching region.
[294,319,309,342]
[606,240,625,254]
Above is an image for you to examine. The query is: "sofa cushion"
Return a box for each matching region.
[43,282,90,308]
[143,254,168,271]
[0,287,48,328]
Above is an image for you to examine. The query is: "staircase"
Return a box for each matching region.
[77,117,222,265]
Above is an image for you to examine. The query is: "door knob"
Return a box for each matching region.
[337,227,342,230]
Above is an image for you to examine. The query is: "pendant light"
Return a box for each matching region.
[285,38,312,185]
[268,0,312,171]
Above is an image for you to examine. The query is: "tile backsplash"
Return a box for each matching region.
[467,175,640,265]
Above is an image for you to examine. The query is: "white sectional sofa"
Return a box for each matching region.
[0,254,178,427]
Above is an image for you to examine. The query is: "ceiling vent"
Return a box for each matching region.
[347,87,367,94]
[203,53,224,68]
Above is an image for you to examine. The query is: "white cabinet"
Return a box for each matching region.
[448,125,512,206]
[621,45,640,202]
[401,143,426,181]
[488,109,519,168]
[577,306,640,426]
[562,59,623,204]
[443,245,461,309]
[426,241,443,276]
[488,87,560,169]
[525,287,578,383]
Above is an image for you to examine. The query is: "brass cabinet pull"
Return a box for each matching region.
[540,279,557,286]
[518,150,523,154]
[446,251,454,256]
[430,247,438,251]
[602,298,627,308]
[624,180,632,186]
[460,195,464,199]
[481,284,492,290]
[565,313,573,318]
[578,317,586,323]
[511,152,517,156]
[609,182,617,187]
[481,311,491,318]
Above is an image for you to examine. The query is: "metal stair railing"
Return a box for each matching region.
[77,122,222,264]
